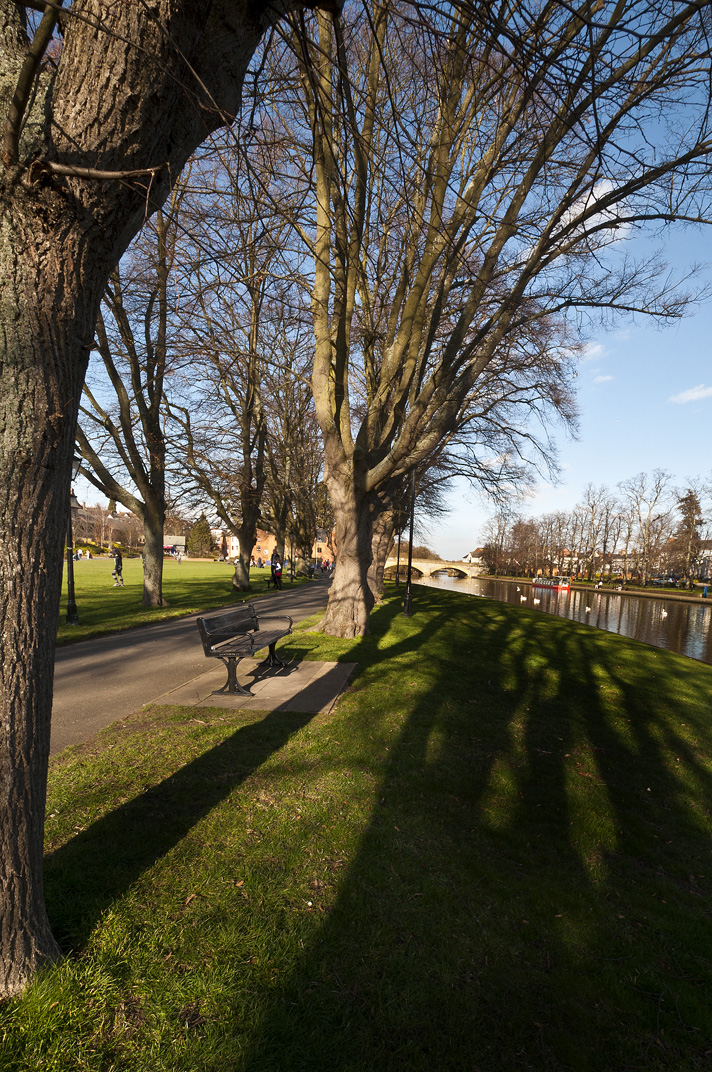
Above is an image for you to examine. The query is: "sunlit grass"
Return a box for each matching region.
[57,559,306,645]
[2,587,711,1069]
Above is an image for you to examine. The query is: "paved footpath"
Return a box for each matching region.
[51,579,332,756]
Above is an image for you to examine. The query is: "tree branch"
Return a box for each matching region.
[3,0,65,170]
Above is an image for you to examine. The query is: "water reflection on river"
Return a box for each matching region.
[417,574,712,666]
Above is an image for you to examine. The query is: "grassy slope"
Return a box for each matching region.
[2,587,711,1070]
[57,559,303,645]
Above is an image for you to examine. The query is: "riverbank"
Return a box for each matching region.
[485,574,710,605]
[3,587,711,1070]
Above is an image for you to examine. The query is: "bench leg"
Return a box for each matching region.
[215,656,253,696]
[258,643,285,669]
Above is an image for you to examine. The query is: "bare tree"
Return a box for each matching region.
[170,253,272,590]
[92,505,112,553]
[259,306,325,571]
[278,1,712,635]
[597,491,622,583]
[77,190,187,606]
[482,509,517,576]
[580,484,609,580]
[618,470,674,586]
[165,136,324,589]
[169,138,298,589]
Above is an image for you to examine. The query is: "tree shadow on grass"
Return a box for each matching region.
[44,708,315,950]
[230,588,712,1072]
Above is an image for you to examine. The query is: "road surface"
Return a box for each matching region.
[51,579,331,755]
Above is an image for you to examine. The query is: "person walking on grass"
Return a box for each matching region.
[111,546,124,587]
[271,552,283,590]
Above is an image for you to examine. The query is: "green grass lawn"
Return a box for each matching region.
[3,586,712,1070]
[57,559,304,645]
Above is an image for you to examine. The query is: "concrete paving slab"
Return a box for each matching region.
[153,659,357,715]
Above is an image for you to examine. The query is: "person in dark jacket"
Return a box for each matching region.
[111,547,124,587]
[271,552,283,590]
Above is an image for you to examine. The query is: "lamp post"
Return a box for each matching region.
[290,532,295,583]
[395,527,402,587]
[403,470,416,616]
[65,456,81,625]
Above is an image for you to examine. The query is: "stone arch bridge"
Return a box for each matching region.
[383,557,484,579]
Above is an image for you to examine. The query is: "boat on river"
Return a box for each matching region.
[532,575,571,590]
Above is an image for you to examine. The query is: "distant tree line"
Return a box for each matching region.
[481,472,710,587]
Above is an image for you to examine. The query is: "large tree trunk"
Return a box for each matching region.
[142,511,167,607]
[0,230,101,997]
[232,543,252,591]
[320,481,374,637]
[0,0,313,999]
[232,519,260,591]
[295,550,310,575]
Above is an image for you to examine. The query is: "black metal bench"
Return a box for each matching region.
[196,604,292,696]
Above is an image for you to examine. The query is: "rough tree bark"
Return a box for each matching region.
[319,451,374,636]
[141,504,167,602]
[0,0,329,1000]
[368,503,395,604]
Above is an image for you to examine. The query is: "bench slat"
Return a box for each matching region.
[211,629,287,654]
[201,607,258,632]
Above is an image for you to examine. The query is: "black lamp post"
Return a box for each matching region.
[65,456,81,625]
[403,470,416,616]
[290,532,295,583]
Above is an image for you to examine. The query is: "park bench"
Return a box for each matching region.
[196,604,293,696]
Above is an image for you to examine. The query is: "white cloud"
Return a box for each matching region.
[554,179,631,250]
[669,384,712,404]
[593,374,613,383]
[581,343,605,362]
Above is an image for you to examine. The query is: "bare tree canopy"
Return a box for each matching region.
[77,190,188,608]
[166,148,323,589]
[235,0,712,635]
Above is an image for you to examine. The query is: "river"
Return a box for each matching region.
[416,574,712,666]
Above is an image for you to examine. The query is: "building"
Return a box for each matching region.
[164,534,186,553]
[462,548,485,565]
[207,526,336,566]
[696,540,712,580]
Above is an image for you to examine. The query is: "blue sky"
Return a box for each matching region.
[434,228,712,560]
